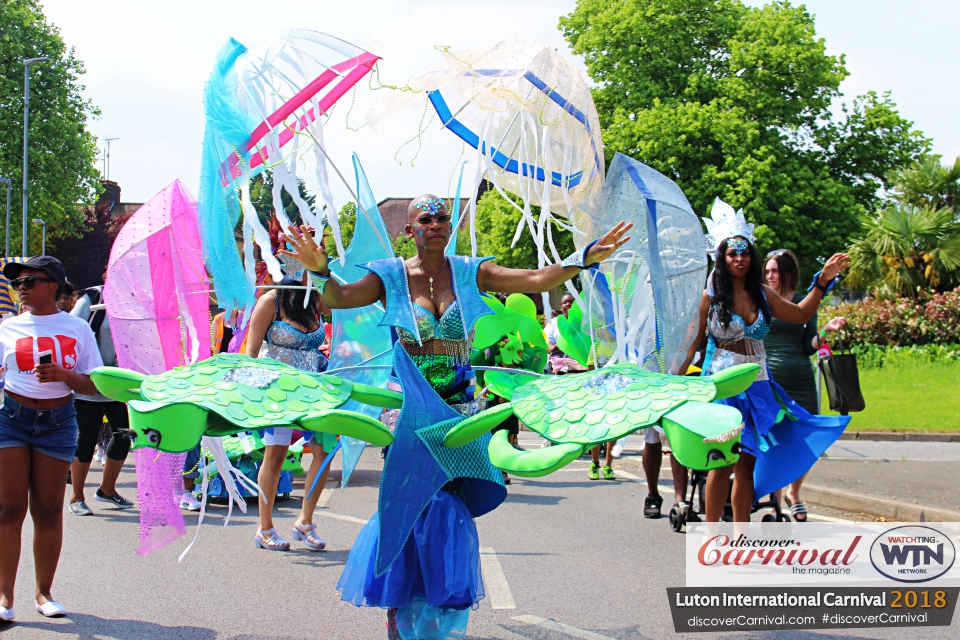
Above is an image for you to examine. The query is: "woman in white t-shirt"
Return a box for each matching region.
[0,257,103,622]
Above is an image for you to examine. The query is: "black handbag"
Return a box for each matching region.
[818,329,865,414]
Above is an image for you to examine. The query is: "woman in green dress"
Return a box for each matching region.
[762,249,846,521]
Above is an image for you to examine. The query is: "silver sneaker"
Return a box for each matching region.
[69,501,93,516]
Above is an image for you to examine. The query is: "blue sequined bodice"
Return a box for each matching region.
[259,296,328,372]
[707,309,770,343]
[397,301,467,344]
[265,320,326,351]
[703,306,770,381]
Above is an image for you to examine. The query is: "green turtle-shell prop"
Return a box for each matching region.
[443,362,761,476]
[91,353,402,454]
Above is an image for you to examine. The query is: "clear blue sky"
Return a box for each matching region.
[40,0,959,204]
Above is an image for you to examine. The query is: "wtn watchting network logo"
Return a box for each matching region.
[870,526,956,583]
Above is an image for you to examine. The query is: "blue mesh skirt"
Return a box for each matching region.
[718,378,850,499]
[337,489,484,639]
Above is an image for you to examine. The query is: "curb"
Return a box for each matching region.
[839,431,960,442]
[803,483,960,522]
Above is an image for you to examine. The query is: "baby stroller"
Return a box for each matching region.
[662,425,790,532]
[668,462,790,533]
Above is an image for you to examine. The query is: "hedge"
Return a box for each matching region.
[820,287,960,347]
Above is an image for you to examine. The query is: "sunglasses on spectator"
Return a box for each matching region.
[766,249,789,258]
[10,276,56,289]
[416,214,451,226]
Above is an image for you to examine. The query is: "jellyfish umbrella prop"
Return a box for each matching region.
[369,38,604,275]
[200,29,380,313]
[104,180,213,555]
[568,153,708,374]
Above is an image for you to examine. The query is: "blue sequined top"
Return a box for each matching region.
[258,294,328,373]
[703,306,771,381]
[396,301,467,344]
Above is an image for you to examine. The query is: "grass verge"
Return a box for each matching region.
[820,360,960,432]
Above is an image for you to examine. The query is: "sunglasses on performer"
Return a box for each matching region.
[10,276,56,289]
[416,214,451,226]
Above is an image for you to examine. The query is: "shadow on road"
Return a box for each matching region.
[4,613,216,639]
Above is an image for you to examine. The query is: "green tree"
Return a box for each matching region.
[248,171,316,228]
[0,0,101,253]
[847,205,960,297]
[471,190,576,271]
[886,154,960,211]
[323,201,357,260]
[561,0,929,278]
[847,154,960,296]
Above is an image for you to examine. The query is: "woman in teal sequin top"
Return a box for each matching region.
[281,195,632,640]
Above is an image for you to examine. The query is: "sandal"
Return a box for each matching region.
[254,528,290,551]
[785,498,808,523]
[291,521,326,550]
[644,494,663,518]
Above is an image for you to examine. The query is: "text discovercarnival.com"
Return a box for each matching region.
[667,523,960,632]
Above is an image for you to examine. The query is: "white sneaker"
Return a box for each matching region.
[611,441,624,458]
[35,600,66,617]
[0,605,14,622]
[179,492,201,511]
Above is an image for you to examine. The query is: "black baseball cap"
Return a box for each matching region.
[3,256,67,290]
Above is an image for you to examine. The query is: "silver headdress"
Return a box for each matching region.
[703,197,755,254]
[278,253,306,281]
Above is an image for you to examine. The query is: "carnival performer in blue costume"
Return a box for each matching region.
[280,195,631,639]
[679,199,851,524]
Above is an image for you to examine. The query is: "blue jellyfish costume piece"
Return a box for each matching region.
[327,153,396,487]
[198,39,260,313]
[338,344,505,640]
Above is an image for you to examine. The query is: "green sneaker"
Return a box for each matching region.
[588,462,600,480]
[602,465,616,480]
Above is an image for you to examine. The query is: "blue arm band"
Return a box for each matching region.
[807,270,836,294]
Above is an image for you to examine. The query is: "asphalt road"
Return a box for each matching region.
[3,444,959,640]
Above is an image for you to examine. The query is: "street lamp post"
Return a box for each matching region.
[32,219,46,256]
[23,56,49,257]
[0,176,10,257]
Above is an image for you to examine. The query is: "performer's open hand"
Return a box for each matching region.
[585,221,633,266]
[820,252,851,283]
[280,224,329,275]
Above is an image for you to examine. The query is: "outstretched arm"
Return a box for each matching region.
[765,252,850,324]
[479,221,633,293]
[279,225,384,309]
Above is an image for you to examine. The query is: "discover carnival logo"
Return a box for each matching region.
[698,534,861,571]
[870,526,956,583]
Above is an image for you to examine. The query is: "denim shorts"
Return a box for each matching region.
[0,394,79,463]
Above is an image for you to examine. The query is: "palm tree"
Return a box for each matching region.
[887,154,960,210]
[847,204,960,297]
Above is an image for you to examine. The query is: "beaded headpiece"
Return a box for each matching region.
[703,197,755,255]
[413,196,446,217]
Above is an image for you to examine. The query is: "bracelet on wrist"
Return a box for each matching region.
[561,240,600,270]
[308,270,330,295]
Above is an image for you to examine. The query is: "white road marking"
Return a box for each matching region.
[613,469,674,496]
[479,547,516,610]
[317,487,334,508]
[314,511,369,525]
[806,513,850,522]
[512,615,618,640]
